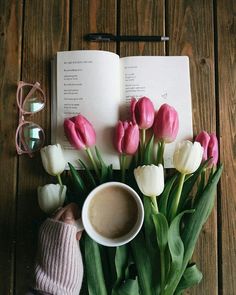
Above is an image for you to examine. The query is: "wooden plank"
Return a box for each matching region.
[15,1,69,293]
[217,0,236,294]
[167,1,217,294]
[119,0,165,57]
[0,1,22,294]
[70,0,117,52]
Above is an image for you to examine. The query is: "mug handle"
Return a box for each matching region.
[75,218,84,231]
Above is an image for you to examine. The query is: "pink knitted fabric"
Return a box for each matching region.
[34,218,83,295]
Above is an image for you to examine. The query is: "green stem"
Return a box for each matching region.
[141,128,146,148]
[85,148,100,178]
[120,154,126,183]
[170,173,186,220]
[140,129,146,164]
[160,249,165,295]
[57,174,63,185]
[157,141,165,165]
[150,195,158,213]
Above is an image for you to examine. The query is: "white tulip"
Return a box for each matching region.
[40,144,66,176]
[173,140,204,174]
[134,164,164,197]
[38,184,66,214]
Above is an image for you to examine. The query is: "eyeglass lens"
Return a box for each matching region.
[20,85,45,113]
[18,122,44,153]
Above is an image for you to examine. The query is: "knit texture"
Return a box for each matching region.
[33,218,83,295]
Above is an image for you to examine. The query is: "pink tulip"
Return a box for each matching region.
[153,104,179,143]
[195,131,211,161]
[114,121,139,155]
[64,115,96,150]
[208,133,219,166]
[195,131,219,166]
[131,97,155,129]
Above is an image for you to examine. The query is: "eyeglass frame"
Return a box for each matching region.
[15,81,46,156]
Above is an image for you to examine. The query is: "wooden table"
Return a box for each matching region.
[0,1,235,294]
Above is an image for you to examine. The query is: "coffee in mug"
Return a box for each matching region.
[79,182,144,247]
[88,185,138,239]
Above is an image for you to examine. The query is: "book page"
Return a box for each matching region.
[53,50,120,169]
[120,56,193,168]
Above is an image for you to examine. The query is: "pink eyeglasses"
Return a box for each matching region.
[15,81,46,156]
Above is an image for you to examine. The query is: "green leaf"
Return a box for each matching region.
[178,160,211,210]
[94,146,112,183]
[114,245,129,287]
[129,152,138,170]
[175,263,202,295]
[100,165,109,183]
[143,135,154,165]
[168,211,192,265]
[99,246,115,293]
[112,246,140,295]
[182,165,223,255]
[166,210,194,292]
[152,212,169,251]
[112,278,139,295]
[197,169,206,195]
[131,232,154,295]
[95,145,106,168]
[143,196,161,291]
[84,234,108,295]
[159,174,178,216]
[68,162,86,194]
[181,196,193,211]
[79,159,97,189]
[163,165,223,295]
[153,212,169,294]
[143,196,157,248]
[108,164,113,180]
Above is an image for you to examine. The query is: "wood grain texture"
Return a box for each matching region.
[71,0,117,52]
[167,1,217,294]
[119,0,165,57]
[15,1,69,293]
[0,0,22,294]
[217,0,236,294]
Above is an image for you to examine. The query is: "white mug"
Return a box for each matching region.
[76,182,144,247]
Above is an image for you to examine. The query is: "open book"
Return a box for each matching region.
[51,50,193,169]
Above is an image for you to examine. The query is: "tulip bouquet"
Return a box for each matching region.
[38,96,222,295]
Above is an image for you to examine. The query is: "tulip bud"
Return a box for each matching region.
[114,120,139,155]
[153,104,179,143]
[131,97,155,129]
[40,144,66,176]
[208,133,218,166]
[134,164,164,197]
[64,114,96,150]
[38,184,66,214]
[195,131,211,162]
[173,140,203,174]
